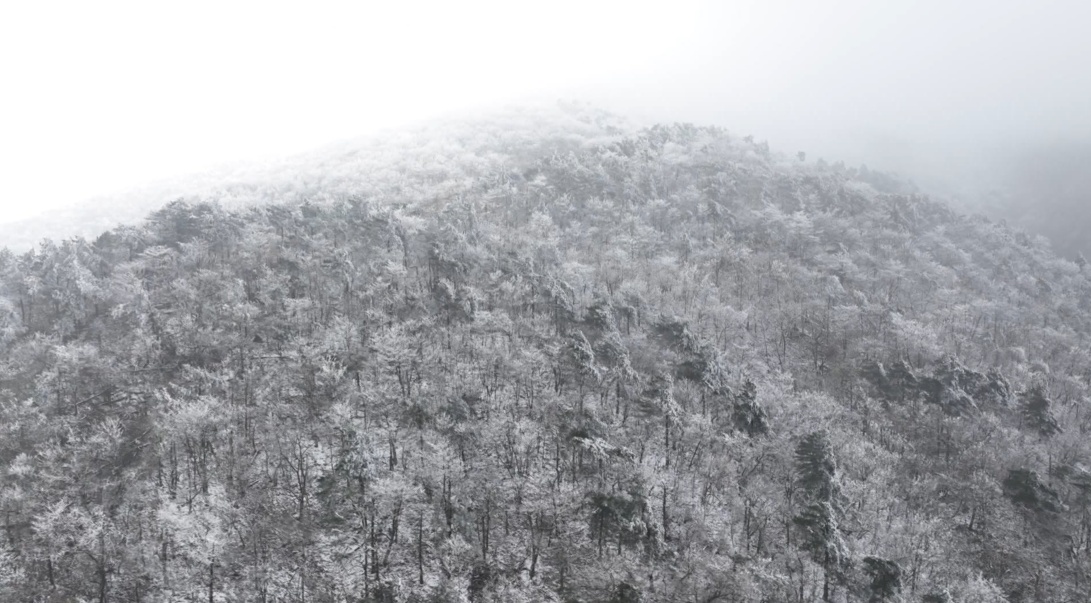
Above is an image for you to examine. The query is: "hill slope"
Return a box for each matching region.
[2,104,1090,602]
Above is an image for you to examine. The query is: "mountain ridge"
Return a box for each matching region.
[1,103,1089,602]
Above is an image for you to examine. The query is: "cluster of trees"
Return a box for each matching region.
[2,104,1091,602]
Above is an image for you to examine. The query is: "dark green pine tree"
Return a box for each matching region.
[862,556,902,602]
[1020,384,1061,437]
[731,379,769,437]
[793,431,848,603]
[795,431,840,502]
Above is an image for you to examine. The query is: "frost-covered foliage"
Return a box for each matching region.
[1,103,1090,601]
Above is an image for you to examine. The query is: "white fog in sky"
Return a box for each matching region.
[2,0,1090,224]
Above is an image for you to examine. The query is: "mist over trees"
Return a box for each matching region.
[986,141,1091,259]
[2,104,1091,602]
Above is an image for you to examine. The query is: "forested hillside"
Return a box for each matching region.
[3,104,1091,602]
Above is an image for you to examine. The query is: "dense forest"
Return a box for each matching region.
[3,104,1091,602]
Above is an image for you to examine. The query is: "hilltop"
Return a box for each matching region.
[2,103,1090,602]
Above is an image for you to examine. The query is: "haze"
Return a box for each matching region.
[2,0,1090,238]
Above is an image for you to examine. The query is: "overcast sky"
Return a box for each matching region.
[2,0,1090,225]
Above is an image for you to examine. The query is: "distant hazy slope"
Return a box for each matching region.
[0,103,628,252]
[992,140,1091,259]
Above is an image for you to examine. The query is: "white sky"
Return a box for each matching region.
[2,0,1090,224]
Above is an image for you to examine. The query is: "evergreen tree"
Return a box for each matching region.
[1020,384,1061,437]
[793,431,848,602]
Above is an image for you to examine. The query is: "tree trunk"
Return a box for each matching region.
[417,512,425,585]
[661,487,670,542]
